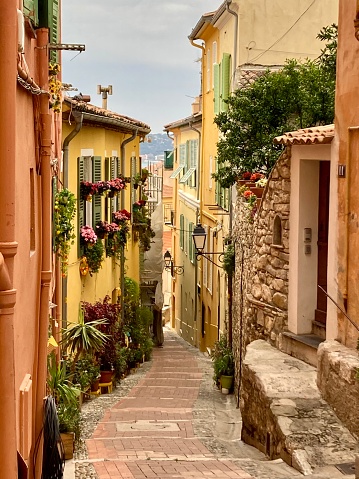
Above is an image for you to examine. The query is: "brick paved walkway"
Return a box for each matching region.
[86,333,252,478]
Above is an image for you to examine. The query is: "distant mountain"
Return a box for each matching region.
[140,133,173,159]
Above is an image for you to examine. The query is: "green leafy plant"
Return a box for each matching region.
[213,27,337,188]
[132,206,155,252]
[61,307,109,369]
[54,188,76,276]
[84,239,104,275]
[222,244,235,277]
[211,334,234,386]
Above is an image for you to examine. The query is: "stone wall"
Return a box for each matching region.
[317,340,359,439]
[232,149,291,393]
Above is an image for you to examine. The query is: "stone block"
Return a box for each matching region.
[317,340,359,439]
[273,292,288,309]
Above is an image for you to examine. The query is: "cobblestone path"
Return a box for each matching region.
[73,329,343,479]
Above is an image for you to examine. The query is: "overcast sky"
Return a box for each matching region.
[62,0,221,133]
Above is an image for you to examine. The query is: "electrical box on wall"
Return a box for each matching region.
[304,228,312,242]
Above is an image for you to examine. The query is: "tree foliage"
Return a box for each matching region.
[213,26,337,188]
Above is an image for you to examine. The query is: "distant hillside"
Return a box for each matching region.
[140,133,173,159]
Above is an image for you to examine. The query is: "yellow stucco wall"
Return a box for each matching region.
[63,122,141,324]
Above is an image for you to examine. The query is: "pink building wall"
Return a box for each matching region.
[0,3,61,477]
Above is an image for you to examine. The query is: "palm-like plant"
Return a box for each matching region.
[61,307,109,366]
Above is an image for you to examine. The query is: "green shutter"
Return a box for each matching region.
[189,222,194,262]
[115,156,121,210]
[39,0,59,61]
[179,144,186,165]
[78,157,85,256]
[52,177,57,252]
[24,0,38,26]
[221,53,231,112]
[92,156,102,226]
[213,63,220,115]
[164,150,174,169]
[110,157,116,180]
[180,215,184,249]
[105,157,110,222]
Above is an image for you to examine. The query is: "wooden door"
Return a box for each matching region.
[315,161,330,324]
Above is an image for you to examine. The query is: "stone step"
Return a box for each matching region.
[280,332,324,367]
[312,320,326,340]
[240,340,359,475]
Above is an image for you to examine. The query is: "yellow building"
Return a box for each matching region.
[164,104,202,347]
[175,0,338,352]
[62,97,150,325]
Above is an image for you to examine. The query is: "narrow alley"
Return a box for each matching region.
[67,328,348,479]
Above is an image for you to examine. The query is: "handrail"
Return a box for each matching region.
[318,285,359,332]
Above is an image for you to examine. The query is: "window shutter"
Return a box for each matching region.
[115,157,121,210]
[207,49,211,92]
[180,215,184,249]
[164,150,174,169]
[213,63,220,115]
[215,160,219,204]
[23,0,38,26]
[39,0,58,60]
[78,157,85,256]
[221,53,231,112]
[208,230,213,293]
[105,157,110,222]
[131,156,137,204]
[179,144,186,165]
[92,156,102,226]
[189,222,194,262]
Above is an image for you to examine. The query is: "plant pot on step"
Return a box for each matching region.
[221,375,233,392]
[91,378,100,392]
[60,432,75,460]
[250,187,264,198]
[100,370,113,383]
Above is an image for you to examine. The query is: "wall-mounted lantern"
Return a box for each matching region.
[163,250,184,276]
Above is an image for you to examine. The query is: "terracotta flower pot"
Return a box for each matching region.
[250,187,264,198]
[100,370,113,383]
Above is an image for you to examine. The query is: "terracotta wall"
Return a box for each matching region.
[335,0,359,347]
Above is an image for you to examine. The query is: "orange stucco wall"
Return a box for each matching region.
[335,0,359,347]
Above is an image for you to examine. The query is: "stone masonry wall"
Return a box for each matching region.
[232,149,291,394]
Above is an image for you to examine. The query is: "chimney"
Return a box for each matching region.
[191,95,201,114]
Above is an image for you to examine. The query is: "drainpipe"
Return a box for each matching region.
[0,2,18,476]
[226,0,238,349]
[33,28,53,479]
[120,130,138,320]
[226,0,238,92]
[62,111,83,189]
[61,112,83,343]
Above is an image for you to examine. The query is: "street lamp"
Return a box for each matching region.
[192,223,224,267]
[163,250,184,276]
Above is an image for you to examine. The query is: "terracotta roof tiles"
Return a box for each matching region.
[63,96,151,133]
[274,125,335,145]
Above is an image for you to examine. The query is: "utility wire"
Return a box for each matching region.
[249,0,317,63]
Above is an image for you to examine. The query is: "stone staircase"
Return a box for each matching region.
[240,340,359,475]
[280,320,327,367]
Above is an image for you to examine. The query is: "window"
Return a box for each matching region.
[209,155,213,189]
[221,53,231,112]
[212,41,217,87]
[179,139,198,186]
[39,0,60,61]
[78,156,102,255]
[213,52,231,115]
[215,159,229,211]
[170,144,186,179]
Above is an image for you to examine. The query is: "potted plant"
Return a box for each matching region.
[222,244,235,277]
[80,181,97,201]
[47,354,81,459]
[211,334,234,393]
[132,172,142,189]
[80,226,104,274]
[53,188,76,276]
